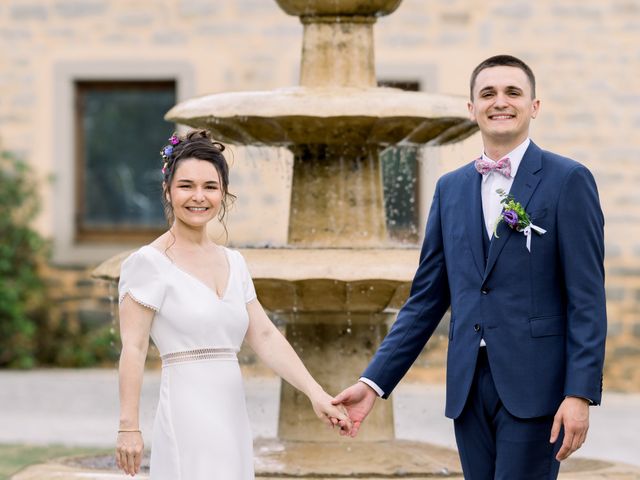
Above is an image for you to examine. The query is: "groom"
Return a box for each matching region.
[334,55,607,479]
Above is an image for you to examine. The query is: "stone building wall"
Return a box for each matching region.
[0,0,638,390]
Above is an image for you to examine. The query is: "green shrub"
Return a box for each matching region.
[0,150,49,368]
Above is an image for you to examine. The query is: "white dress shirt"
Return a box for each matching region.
[360,138,532,398]
[481,138,530,238]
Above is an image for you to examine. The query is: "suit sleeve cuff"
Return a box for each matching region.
[566,395,594,405]
[359,377,384,397]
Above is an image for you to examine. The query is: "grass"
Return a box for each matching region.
[0,444,109,480]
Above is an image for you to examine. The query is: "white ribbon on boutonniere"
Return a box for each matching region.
[522,223,547,252]
[494,189,547,253]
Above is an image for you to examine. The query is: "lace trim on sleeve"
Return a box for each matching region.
[119,291,159,312]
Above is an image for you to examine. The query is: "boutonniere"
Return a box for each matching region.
[494,189,547,252]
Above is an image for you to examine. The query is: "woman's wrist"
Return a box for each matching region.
[119,418,139,430]
[304,382,325,400]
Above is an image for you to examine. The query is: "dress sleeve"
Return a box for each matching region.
[236,251,257,303]
[118,250,166,311]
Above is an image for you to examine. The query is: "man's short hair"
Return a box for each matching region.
[470,54,536,100]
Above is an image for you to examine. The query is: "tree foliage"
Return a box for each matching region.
[0,150,48,368]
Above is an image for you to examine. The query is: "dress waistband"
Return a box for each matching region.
[161,347,237,366]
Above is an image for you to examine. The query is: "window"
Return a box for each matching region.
[75,80,176,242]
[378,80,421,244]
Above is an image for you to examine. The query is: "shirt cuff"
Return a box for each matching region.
[359,377,384,397]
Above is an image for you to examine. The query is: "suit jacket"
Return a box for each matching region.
[363,141,607,419]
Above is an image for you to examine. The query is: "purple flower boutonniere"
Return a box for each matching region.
[494,189,547,252]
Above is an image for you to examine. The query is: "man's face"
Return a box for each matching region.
[468,66,540,146]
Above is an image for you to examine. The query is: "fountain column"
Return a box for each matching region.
[299,15,376,87]
[274,1,402,441]
[288,144,386,247]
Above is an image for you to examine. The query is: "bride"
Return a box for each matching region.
[115,130,350,478]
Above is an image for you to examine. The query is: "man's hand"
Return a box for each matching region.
[550,396,590,461]
[332,381,378,438]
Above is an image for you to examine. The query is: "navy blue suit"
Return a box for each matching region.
[363,142,606,477]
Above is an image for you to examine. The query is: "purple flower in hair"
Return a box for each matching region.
[169,135,180,145]
[502,209,519,227]
[163,145,173,158]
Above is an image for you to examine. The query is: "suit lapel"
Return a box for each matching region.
[482,142,543,285]
[463,165,485,278]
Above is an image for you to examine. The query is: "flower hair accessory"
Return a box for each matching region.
[494,188,546,252]
[160,134,181,175]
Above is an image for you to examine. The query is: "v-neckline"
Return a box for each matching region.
[144,245,232,301]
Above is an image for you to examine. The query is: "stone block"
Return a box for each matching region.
[612,1,640,14]
[490,4,532,18]
[179,0,221,16]
[435,32,468,46]
[551,6,602,20]
[261,25,301,37]
[11,4,48,21]
[0,28,32,41]
[102,33,138,44]
[152,31,188,45]
[53,0,108,18]
[440,12,470,25]
[236,0,279,13]
[116,13,155,27]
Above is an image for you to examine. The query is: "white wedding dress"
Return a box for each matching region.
[119,245,256,479]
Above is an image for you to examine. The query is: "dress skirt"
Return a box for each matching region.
[150,357,254,479]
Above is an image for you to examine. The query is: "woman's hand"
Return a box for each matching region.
[116,430,144,476]
[309,389,353,435]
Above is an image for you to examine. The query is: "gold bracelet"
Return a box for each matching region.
[118,429,141,433]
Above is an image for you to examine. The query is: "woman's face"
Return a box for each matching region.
[167,158,223,228]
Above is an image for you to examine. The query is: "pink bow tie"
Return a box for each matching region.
[475,156,512,178]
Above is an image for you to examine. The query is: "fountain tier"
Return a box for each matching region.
[166,88,476,246]
[165,87,477,146]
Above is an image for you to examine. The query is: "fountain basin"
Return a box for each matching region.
[165,87,478,146]
[92,248,418,313]
[275,0,403,17]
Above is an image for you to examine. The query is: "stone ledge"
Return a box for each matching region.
[12,441,640,480]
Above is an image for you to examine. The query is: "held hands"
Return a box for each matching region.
[331,381,378,438]
[116,430,144,477]
[309,388,353,434]
[550,396,590,461]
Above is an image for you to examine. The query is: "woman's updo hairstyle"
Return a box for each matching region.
[160,130,236,226]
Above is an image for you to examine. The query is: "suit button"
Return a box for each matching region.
[474,324,481,332]
[481,288,489,295]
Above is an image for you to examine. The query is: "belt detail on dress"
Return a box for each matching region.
[161,347,237,366]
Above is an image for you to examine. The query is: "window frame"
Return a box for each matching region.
[52,61,194,265]
[74,80,176,243]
